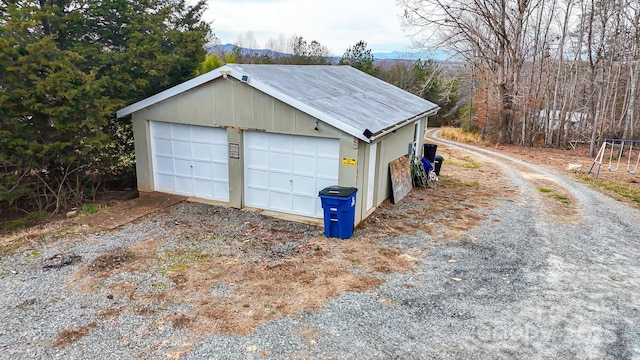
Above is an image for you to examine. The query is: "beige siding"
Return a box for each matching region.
[353,139,367,225]
[132,117,153,192]
[376,121,420,204]
[233,84,254,128]
[174,86,214,125]
[213,82,233,125]
[227,128,243,208]
[253,90,274,127]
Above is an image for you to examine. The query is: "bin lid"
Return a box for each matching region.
[319,186,358,197]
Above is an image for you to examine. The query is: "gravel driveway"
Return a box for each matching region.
[1,137,639,359]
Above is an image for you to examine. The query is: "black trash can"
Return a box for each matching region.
[423,144,437,163]
[434,155,444,175]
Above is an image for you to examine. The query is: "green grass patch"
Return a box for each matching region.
[552,194,571,204]
[159,249,214,275]
[80,204,99,215]
[576,175,640,204]
[1,211,50,233]
[443,179,481,188]
[1,219,27,231]
[538,187,571,204]
[446,158,481,169]
[29,211,50,221]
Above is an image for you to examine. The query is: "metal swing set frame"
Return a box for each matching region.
[589,138,640,178]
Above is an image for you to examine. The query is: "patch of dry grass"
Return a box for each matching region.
[439,126,483,144]
[70,232,419,337]
[0,222,87,258]
[53,322,97,348]
[577,174,640,205]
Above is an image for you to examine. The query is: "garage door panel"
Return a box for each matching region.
[270,172,292,191]
[191,127,219,142]
[192,143,213,161]
[190,130,208,142]
[316,178,336,193]
[293,136,317,155]
[154,139,172,156]
[246,168,268,187]
[174,176,193,194]
[270,133,293,151]
[212,163,229,181]
[212,131,228,143]
[317,157,339,179]
[153,122,172,137]
[271,192,293,211]
[317,138,340,157]
[244,131,339,218]
[211,144,228,162]
[292,195,315,216]
[193,161,213,178]
[293,155,316,175]
[156,174,174,191]
[155,156,173,174]
[172,124,191,140]
[173,140,192,158]
[213,182,229,198]
[270,152,293,171]
[292,174,316,194]
[246,187,268,207]
[194,179,213,198]
[150,122,229,202]
[245,149,268,167]
[173,159,192,176]
[246,131,269,149]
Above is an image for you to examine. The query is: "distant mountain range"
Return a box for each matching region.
[208,44,451,62]
[371,49,451,61]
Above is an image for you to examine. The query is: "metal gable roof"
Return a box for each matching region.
[117,64,439,142]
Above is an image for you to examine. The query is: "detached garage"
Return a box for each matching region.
[117,64,438,225]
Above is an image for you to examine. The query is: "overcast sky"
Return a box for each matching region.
[203,0,415,55]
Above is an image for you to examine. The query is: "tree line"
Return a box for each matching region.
[1,0,210,223]
[400,0,640,154]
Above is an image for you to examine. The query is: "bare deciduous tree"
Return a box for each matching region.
[400,0,539,143]
[399,0,640,150]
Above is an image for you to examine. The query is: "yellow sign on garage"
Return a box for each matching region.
[342,157,357,167]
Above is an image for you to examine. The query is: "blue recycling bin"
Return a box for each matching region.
[318,186,358,239]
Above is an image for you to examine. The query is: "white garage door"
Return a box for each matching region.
[244,132,339,218]
[150,122,229,201]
